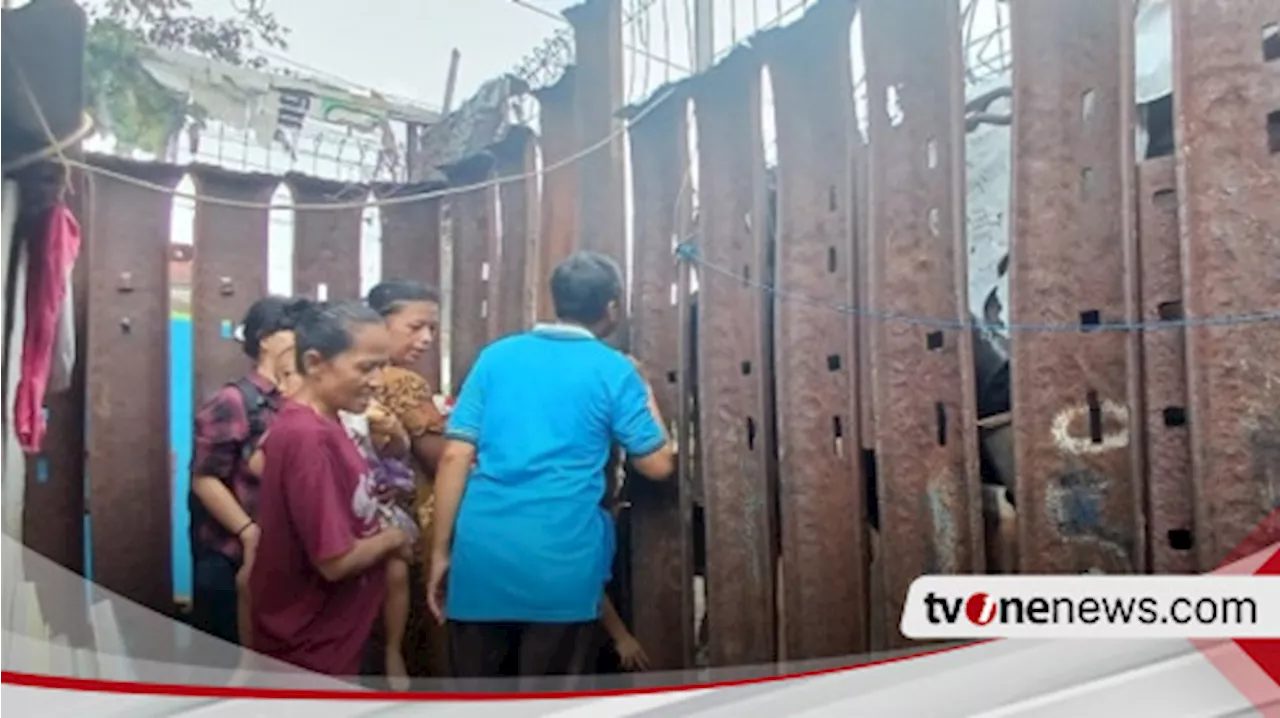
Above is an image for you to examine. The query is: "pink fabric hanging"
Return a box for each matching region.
[15,204,81,453]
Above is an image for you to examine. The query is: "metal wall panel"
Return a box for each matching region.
[626,84,694,670]
[693,48,776,667]
[758,0,868,660]
[863,0,983,648]
[565,0,626,281]
[1009,0,1144,575]
[533,70,580,322]
[378,184,444,391]
[1137,157,1194,574]
[492,127,539,337]
[444,155,497,391]
[1173,0,1280,568]
[84,159,180,614]
[190,168,274,403]
[289,176,364,302]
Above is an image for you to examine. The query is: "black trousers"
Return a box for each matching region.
[448,621,597,687]
[189,553,240,649]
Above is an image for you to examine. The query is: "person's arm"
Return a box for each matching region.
[277,429,406,583]
[600,594,631,645]
[613,359,675,481]
[601,594,650,671]
[381,370,448,475]
[427,357,487,622]
[190,389,259,540]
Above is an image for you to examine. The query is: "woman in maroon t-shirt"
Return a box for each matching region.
[248,300,411,678]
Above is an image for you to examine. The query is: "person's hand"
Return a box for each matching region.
[235,522,261,593]
[614,634,650,671]
[368,402,406,439]
[426,551,450,625]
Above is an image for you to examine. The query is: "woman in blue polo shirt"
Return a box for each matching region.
[427,251,675,681]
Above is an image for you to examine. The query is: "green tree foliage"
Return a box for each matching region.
[85,0,289,155]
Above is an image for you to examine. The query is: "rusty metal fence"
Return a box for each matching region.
[21,0,1280,667]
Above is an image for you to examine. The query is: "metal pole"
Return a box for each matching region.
[694,0,715,72]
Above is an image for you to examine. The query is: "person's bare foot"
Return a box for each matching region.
[385,650,409,691]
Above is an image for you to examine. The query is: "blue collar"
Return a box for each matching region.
[531,322,597,340]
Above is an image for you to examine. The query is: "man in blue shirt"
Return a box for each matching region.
[427,251,675,681]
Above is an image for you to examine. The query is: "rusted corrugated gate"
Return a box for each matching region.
[191,167,275,403]
[84,158,181,616]
[693,48,777,667]
[626,84,695,670]
[758,0,867,659]
[1137,157,1194,574]
[1174,0,1280,569]
[1009,0,1144,575]
[26,0,1280,672]
[862,0,982,648]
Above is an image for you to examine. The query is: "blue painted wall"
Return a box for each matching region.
[170,316,194,601]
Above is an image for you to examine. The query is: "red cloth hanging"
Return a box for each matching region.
[15,204,81,453]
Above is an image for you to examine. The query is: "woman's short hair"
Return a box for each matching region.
[292,299,384,372]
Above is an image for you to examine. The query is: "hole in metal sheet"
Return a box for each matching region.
[481,262,490,281]
[1157,300,1184,321]
[1087,390,1103,444]
[1081,88,1096,121]
[828,185,838,211]
[935,402,948,446]
[740,360,752,376]
[316,282,329,302]
[746,416,757,450]
[926,137,938,169]
[928,207,941,237]
[743,212,753,233]
[1152,188,1177,209]
[1268,110,1280,153]
[480,299,488,319]
[1265,23,1280,61]
[926,331,944,351]
[1163,406,1187,428]
[832,416,845,458]
[1080,309,1102,331]
[827,246,837,273]
[667,370,678,384]
[827,354,842,372]
[1080,167,1094,200]
[670,282,679,306]
[886,84,905,127]
[1167,529,1195,551]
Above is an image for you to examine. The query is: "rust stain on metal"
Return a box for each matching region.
[625,83,695,670]
[492,126,540,337]
[191,167,275,403]
[693,48,776,667]
[533,70,580,322]
[443,154,497,390]
[84,159,182,614]
[378,183,445,390]
[863,0,983,648]
[288,176,365,301]
[1009,0,1143,575]
[1137,157,1194,574]
[757,0,868,660]
[1173,0,1280,569]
